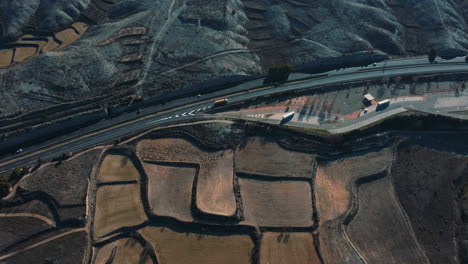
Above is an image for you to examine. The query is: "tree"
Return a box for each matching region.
[263,64,292,85]
[428,48,437,63]
[0,177,10,197]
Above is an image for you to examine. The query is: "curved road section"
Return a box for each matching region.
[0,57,467,173]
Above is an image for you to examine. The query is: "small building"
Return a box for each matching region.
[362,93,374,106]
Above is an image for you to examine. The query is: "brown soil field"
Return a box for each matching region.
[139,226,254,264]
[235,137,315,178]
[143,163,196,221]
[42,37,60,52]
[260,232,321,264]
[392,145,468,264]
[13,47,37,63]
[94,183,147,239]
[196,150,236,217]
[98,154,140,183]
[347,177,429,263]
[0,230,87,264]
[0,217,53,252]
[239,177,313,227]
[55,29,81,48]
[94,237,152,264]
[0,49,13,67]
[137,138,237,217]
[315,148,393,264]
[20,150,99,206]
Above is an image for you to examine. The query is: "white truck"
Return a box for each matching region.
[281,112,295,123]
[376,99,390,111]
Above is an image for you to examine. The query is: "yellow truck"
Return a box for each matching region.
[213,98,228,107]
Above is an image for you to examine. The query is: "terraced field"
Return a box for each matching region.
[0,22,89,68]
[94,237,153,264]
[260,232,322,264]
[314,148,393,264]
[1,121,467,263]
[143,163,196,221]
[98,154,140,183]
[94,153,147,239]
[235,136,315,177]
[137,138,237,218]
[239,177,313,227]
[139,226,254,264]
[347,177,429,263]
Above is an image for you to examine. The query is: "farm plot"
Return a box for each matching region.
[94,184,147,239]
[239,177,313,227]
[235,137,315,178]
[260,232,322,264]
[315,148,392,264]
[98,154,140,183]
[139,226,254,264]
[137,138,237,218]
[94,237,152,264]
[347,177,429,264]
[143,163,196,221]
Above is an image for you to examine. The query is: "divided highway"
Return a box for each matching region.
[1,56,467,173]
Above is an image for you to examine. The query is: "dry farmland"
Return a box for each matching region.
[94,237,152,264]
[94,183,147,239]
[260,232,322,264]
[347,177,429,264]
[138,138,237,217]
[139,226,254,264]
[235,137,315,177]
[239,177,313,227]
[143,163,196,221]
[98,154,140,183]
[314,148,393,264]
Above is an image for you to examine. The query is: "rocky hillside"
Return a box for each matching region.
[1,0,468,117]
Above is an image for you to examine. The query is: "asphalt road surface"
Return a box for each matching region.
[1,56,467,173]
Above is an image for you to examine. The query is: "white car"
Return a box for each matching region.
[15,148,23,154]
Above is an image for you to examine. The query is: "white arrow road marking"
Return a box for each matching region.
[181,112,188,117]
[188,110,196,116]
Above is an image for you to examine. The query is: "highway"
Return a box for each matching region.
[1,56,467,174]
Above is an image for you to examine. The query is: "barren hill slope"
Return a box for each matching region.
[1,0,468,117]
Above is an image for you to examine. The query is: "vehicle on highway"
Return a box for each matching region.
[15,148,23,154]
[136,109,142,114]
[213,98,228,107]
[376,99,391,111]
[281,111,295,124]
[197,94,201,98]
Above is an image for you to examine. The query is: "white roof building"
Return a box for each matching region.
[363,93,375,102]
